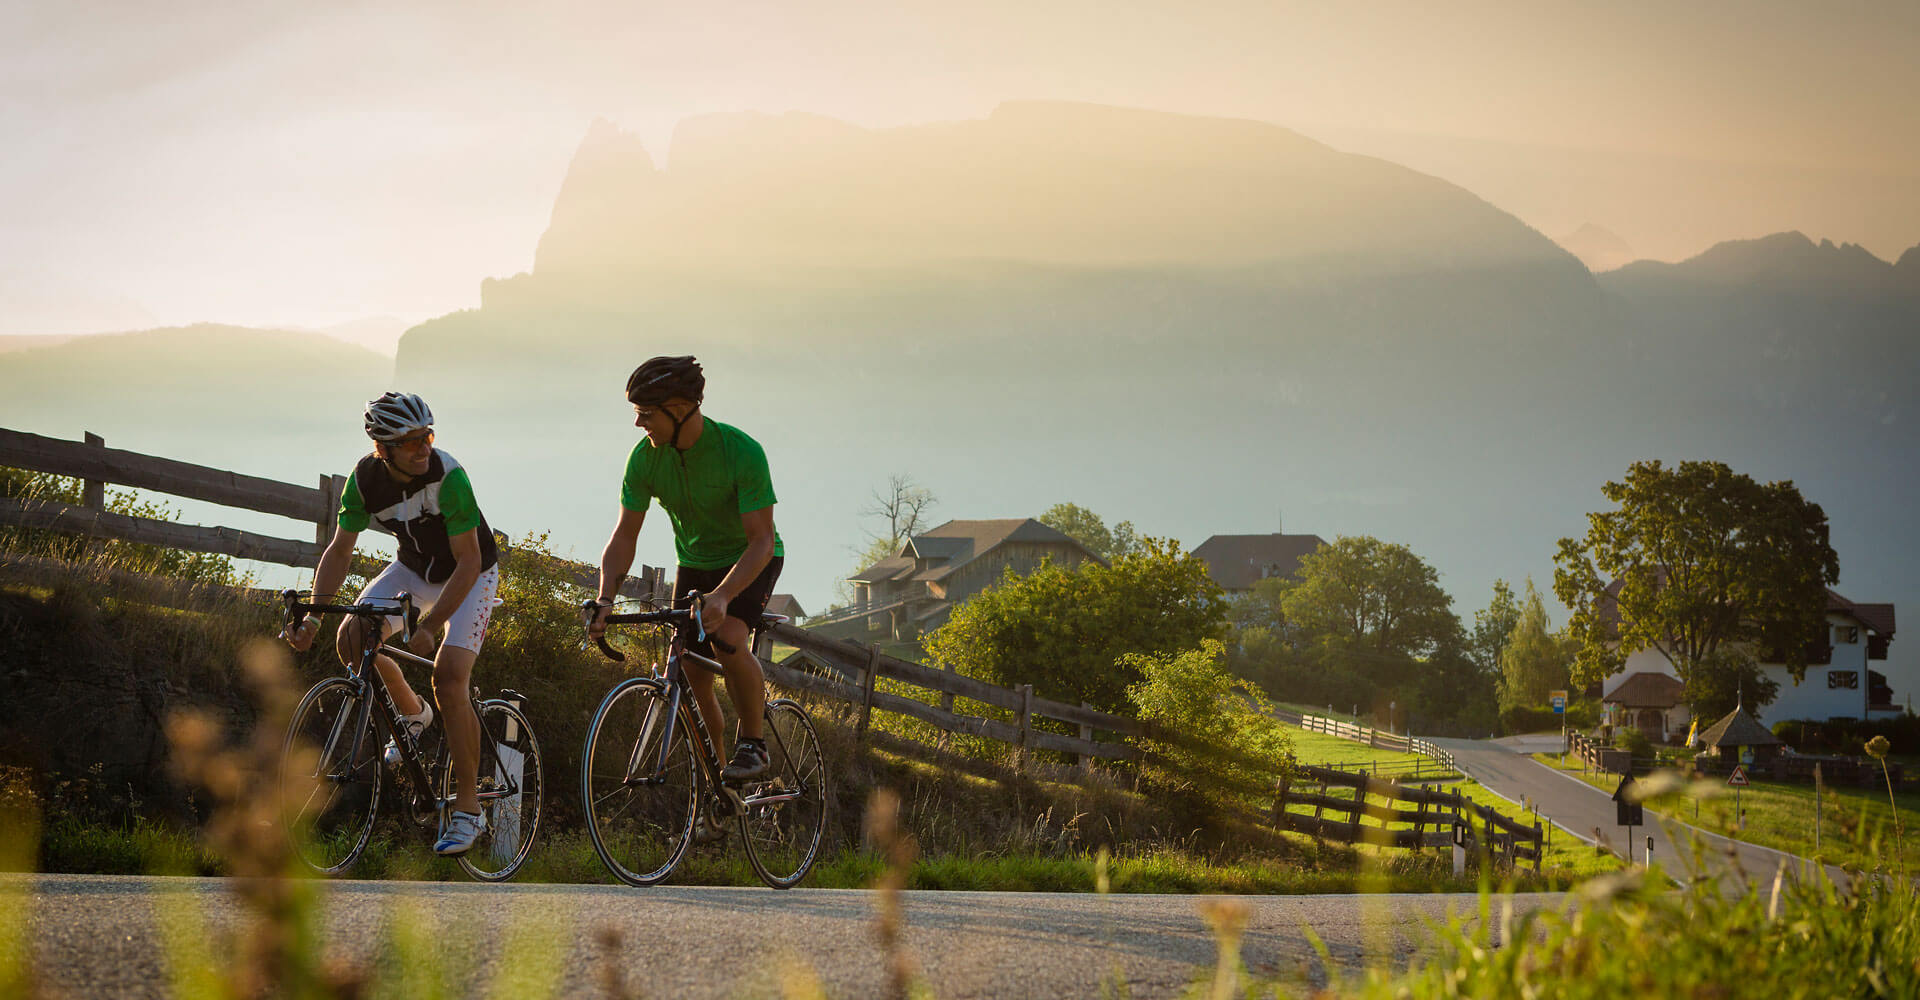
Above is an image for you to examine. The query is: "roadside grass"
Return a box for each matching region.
[1533,752,1918,876]
[1283,724,1452,774]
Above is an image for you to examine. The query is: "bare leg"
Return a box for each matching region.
[688,669,730,760]
[712,617,765,741]
[432,645,481,814]
[336,618,424,715]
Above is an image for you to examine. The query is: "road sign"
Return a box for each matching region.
[1727,764,1750,787]
[1613,774,1644,827]
[1549,690,1568,714]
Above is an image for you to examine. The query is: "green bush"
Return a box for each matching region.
[1614,727,1653,759]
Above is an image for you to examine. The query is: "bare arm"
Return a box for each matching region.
[287,528,358,650]
[419,528,483,635]
[703,506,776,620]
[598,505,647,602]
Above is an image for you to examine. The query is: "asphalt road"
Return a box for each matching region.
[1430,734,1853,889]
[9,874,1560,998]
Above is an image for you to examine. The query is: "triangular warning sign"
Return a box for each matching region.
[1727,764,1750,787]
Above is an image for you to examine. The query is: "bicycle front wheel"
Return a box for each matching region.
[444,698,546,882]
[582,678,699,886]
[739,699,829,889]
[282,676,382,875]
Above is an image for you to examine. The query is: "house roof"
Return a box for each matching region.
[849,518,1102,585]
[1697,705,1782,748]
[849,555,914,583]
[1604,671,1686,708]
[1190,533,1327,591]
[765,594,806,619]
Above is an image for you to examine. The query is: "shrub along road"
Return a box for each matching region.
[12,874,1560,998]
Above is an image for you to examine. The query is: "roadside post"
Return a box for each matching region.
[1452,819,1467,876]
[1728,763,1750,832]
[1613,774,1643,864]
[1550,689,1568,760]
[1814,762,1824,851]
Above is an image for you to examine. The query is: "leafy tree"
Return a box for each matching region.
[1282,536,1461,679]
[1469,578,1521,676]
[1554,460,1838,717]
[1125,639,1293,802]
[923,537,1224,715]
[1037,502,1143,562]
[1497,579,1572,712]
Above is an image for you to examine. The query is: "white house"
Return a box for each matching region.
[1600,587,1898,740]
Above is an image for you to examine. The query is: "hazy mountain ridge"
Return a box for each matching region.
[1603,231,1920,297]
[528,101,1592,290]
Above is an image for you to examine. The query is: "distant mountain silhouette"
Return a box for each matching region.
[1603,231,1918,296]
[1558,223,1635,273]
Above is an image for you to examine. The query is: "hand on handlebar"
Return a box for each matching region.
[694,592,729,637]
[284,616,319,652]
[407,625,437,658]
[584,600,613,641]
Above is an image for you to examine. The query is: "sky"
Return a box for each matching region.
[3,1,1919,337]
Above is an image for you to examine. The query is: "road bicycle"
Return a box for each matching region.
[581,596,828,889]
[276,589,544,881]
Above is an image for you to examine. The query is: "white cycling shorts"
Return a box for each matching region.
[360,562,500,654]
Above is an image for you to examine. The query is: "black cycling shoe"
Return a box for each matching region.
[721,739,770,782]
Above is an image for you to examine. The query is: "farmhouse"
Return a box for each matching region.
[1190,532,1327,594]
[835,518,1103,638]
[1600,586,1899,737]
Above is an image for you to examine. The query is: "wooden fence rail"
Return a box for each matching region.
[0,427,664,599]
[760,622,1146,761]
[1274,764,1543,871]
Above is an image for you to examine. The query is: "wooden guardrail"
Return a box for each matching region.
[0,427,664,599]
[1274,764,1543,871]
[756,623,1145,762]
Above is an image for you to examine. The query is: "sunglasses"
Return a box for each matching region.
[386,430,434,452]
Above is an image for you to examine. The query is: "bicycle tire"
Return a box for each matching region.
[441,698,545,882]
[582,677,699,886]
[281,677,382,875]
[739,698,829,889]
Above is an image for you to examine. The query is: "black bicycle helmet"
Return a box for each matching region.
[363,391,433,442]
[626,356,704,405]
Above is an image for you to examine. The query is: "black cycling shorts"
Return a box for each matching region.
[673,557,783,658]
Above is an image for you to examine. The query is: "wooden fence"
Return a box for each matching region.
[0,427,664,599]
[1274,764,1544,871]
[755,624,1145,762]
[1278,710,1459,774]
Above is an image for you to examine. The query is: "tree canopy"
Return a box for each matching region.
[1037,502,1143,562]
[1553,460,1838,716]
[1282,535,1460,665]
[1497,579,1572,712]
[923,536,1223,715]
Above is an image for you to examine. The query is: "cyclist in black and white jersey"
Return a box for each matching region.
[284,392,500,856]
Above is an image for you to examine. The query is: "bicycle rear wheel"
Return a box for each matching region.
[739,699,829,889]
[282,677,382,875]
[582,678,699,886]
[444,698,546,882]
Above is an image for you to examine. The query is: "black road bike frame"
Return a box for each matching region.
[280,589,527,819]
[588,599,804,822]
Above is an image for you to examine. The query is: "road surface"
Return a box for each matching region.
[9,874,1560,998]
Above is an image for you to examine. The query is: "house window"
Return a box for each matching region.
[1827,670,1859,690]
[1833,625,1859,645]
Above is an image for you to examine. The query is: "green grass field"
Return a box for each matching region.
[1533,753,1917,875]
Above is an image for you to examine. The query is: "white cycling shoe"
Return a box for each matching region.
[434,810,486,856]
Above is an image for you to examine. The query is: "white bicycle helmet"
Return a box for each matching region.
[363,391,434,442]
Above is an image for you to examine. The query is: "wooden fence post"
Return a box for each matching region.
[940,663,956,714]
[315,473,343,546]
[82,433,106,510]
[856,645,881,742]
[1077,701,1093,768]
[1017,683,1035,766]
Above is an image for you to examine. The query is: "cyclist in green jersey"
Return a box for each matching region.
[586,356,785,797]
[284,391,500,856]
